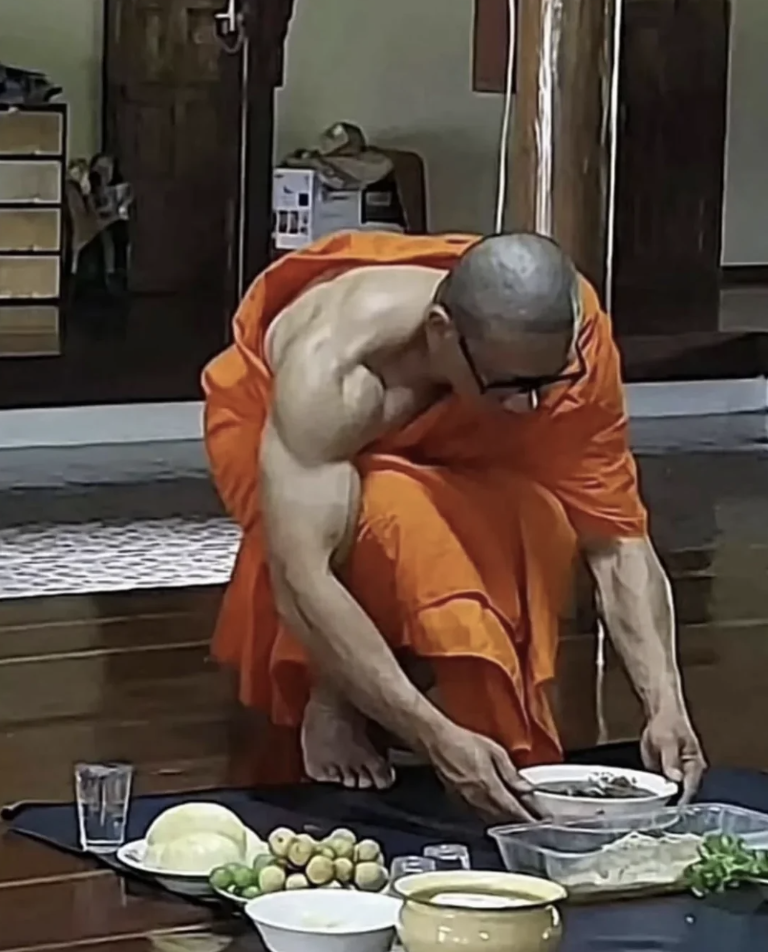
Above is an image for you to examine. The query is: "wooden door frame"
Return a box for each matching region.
[0,0,295,410]
[99,0,294,323]
[240,0,295,297]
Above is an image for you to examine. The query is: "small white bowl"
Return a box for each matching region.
[522,764,678,820]
[245,888,401,952]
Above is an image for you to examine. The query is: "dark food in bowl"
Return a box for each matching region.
[537,775,654,800]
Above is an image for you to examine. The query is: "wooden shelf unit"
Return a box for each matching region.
[0,103,66,357]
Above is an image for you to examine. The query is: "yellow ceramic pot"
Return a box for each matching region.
[394,870,566,952]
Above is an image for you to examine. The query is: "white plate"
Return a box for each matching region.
[213,883,249,905]
[116,839,215,897]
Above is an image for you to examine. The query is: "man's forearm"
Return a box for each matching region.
[585,536,684,713]
[272,563,449,750]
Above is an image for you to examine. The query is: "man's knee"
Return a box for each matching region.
[359,469,435,529]
[340,471,445,642]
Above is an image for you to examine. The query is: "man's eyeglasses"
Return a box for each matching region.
[458,334,587,396]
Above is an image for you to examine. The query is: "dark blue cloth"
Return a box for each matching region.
[4,753,768,949]
[1,770,501,868]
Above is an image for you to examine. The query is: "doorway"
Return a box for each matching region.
[0,0,277,408]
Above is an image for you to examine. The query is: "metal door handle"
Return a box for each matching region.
[214,0,236,35]
[214,0,245,51]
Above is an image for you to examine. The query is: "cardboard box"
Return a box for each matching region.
[272,167,362,250]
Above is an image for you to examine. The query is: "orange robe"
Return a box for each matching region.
[203,232,647,776]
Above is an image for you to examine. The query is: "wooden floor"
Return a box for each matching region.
[3,418,768,947]
[0,586,246,950]
[2,548,768,948]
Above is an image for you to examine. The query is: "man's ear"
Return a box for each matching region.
[426,303,456,340]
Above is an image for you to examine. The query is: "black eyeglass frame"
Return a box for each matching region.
[457,334,587,396]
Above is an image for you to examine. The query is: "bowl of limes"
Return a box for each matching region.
[209,826,389,905]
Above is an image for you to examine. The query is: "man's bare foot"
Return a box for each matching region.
[301,689,395,790]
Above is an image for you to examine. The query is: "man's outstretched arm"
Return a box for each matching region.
[583,536,706,801]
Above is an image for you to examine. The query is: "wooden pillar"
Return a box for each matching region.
[610,0,730,336]
[475,0,758,379]
[241,0,296,289]
[508,0,619,296]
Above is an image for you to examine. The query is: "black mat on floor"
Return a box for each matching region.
[4,747,768,951]
[0,743,647,870]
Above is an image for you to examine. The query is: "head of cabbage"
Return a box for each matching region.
[144,803,251,874]
[145,831,243,874]
[147,803,246,851]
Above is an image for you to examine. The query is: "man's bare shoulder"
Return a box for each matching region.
[267,351,386,469]
[263,263,444,466]
[272,264,444,367]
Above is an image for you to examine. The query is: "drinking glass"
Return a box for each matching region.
[390,855,437,883]
[74,762,133,853]
[423,843,472,870]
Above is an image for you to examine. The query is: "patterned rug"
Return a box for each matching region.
[0,516,240,597]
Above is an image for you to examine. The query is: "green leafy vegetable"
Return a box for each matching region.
[684,834,768,896]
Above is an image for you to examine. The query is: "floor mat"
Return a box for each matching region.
[0,516,240,597]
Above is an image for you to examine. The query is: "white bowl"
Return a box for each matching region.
[245,889,401,952]
[522,764,678,820]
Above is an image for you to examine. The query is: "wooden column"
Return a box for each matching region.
[241,0,296,290]
[507,0,618,296]
[610,0,730,336]
[474,0,749,381]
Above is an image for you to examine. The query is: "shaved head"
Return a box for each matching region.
[436,232,579,342]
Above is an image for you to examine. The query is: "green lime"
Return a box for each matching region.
[232,866,256,889]
[209,866,234,890]
[242,885,261,900]
[252,853,274,874]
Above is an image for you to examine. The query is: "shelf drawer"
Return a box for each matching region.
[0,110,64,156]
[0,160,62,204]
[0,255,60,300]
[0,304,60,356]
[0,208,61,252]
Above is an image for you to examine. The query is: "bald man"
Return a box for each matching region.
[204,231,705,819]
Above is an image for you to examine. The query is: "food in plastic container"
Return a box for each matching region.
[489,803,768,896]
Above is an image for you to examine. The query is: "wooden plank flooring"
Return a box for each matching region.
[1,540,768,948]
[0,587,235,950]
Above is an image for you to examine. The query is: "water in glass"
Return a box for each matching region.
[74,762,133,853]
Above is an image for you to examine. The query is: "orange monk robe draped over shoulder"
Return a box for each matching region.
[202,232,648,772]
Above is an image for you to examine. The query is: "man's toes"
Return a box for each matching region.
[306,762,342,784]
[371,761,396,790]
[355,767,374,790]
[340,767,358,788]
[305,763,325,783]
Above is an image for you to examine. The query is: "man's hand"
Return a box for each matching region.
[640,704,706,804]
[424,722,541,820]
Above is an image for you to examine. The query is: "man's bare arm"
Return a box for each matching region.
[583,536,705,798]
[260,359,539,817]
[584,537,681,710]
[260,366,448,753]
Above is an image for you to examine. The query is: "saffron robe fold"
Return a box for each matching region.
[202,232,647,770]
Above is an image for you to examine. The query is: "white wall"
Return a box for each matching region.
[276,0,505,234]
[722,0,768,265]
[0,0,104,158]
[3,0,763,259]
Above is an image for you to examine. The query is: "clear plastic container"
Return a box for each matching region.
[489,804,768,897]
